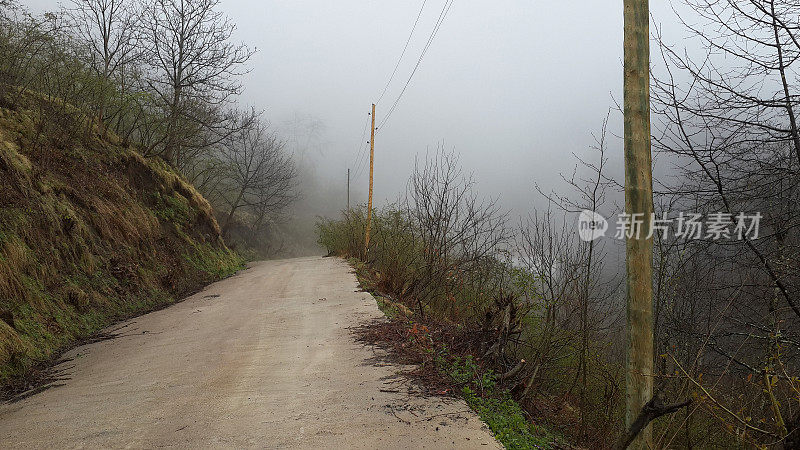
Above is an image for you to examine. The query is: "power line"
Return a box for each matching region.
[375,0,428,105]
[352,112,372,179]
[353,117,369,177]
[352,1,427,184]
[354,139,369,179]
[377,0,455,132]
[353,142,368,179]
[348,112,369,180]
[350,0,453,187]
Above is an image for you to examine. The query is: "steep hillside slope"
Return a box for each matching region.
[0,100,242,388]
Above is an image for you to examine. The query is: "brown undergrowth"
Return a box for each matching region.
[349,258,572,450]
[355,313,485,398]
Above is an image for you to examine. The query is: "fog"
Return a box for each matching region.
[229,1,691,217]
[25,0,688,219]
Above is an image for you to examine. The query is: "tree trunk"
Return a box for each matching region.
[222,186,246,237]
[623,0,654,448]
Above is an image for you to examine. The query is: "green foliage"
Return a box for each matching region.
[318,206,503,321]
[437,353,486,386]
[462,388,555,450]
[373,296,400,319]
[325,207,560,447]
[317,207,369,258]
[432,346,555,449]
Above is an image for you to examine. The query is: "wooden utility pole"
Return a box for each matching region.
[347,168,350,210]
[364,104,376,258]
[623,0,654,448]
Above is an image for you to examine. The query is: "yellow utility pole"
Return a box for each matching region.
[623,0,654,448]
[364,104,376,258]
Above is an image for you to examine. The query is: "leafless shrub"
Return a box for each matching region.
[403,146,510,318]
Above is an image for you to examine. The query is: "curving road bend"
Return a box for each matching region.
[0,256,500,449]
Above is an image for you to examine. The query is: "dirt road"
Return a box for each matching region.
[0,256,500,449]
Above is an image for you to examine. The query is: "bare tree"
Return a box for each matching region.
[66,0,140,122]
[650,0,800,445]
[141,0,254,166]
[537,113,623,440]
[216,114,298,238]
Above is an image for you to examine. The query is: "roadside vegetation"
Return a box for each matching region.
[319,150,584,447]
[0,0,300,259]
[3,0,800,447]
[319,139,799,447]
[349,259,560,449]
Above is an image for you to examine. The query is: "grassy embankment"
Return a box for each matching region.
[0,95,243,389]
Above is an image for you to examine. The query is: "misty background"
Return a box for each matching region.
[24,0,689,249]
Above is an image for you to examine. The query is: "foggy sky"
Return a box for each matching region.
[24,0,688,219]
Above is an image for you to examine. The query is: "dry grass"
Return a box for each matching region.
[0,94,243,389]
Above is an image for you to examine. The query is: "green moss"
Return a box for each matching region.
[184,241,244,279]
[149,191,194,228]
